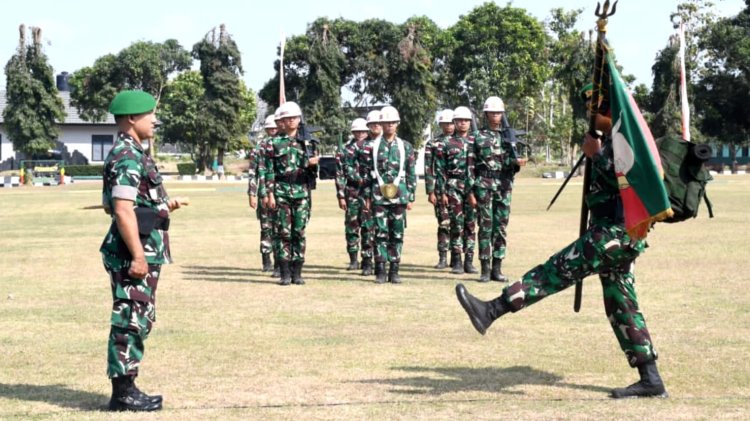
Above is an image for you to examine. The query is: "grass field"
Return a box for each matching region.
[0,175,748,420]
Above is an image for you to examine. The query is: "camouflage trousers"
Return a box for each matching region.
[274,195,311,262]
[373,203,406,263]
[344,195,374,258]
[433,201,450,252]
[257,204,274,255]
[103,255,160,378]
[499,220,657,367]
[475,185,512,260]
[446,187,476,254]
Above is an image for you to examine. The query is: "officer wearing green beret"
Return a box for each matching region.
[101,90,187,411]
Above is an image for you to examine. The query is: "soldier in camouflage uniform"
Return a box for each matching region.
[425,109,453,269]
[259,101,318,286]
[100,90,187,411]
[456,84,668,399]
[468,96,524,282]
[369,106,416,284]
[436,106,478,275]
[347,110,381,276]
[248,114,278,272]
[336,118,370,271]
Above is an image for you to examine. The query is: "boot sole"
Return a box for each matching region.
[610,391,669,399]
[455,284,487,335]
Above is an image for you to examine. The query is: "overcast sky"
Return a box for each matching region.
[1,0,746,93]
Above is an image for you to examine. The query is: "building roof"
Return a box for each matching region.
[0,90,115,125]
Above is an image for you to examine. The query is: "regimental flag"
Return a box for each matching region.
[606,52,673,239]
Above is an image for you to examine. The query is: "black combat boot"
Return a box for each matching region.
[271,259,280,278]
[611,361,669,399]
[450,252,463,274]
[347,252,359,270]
[448,252,455,270]
[388,262,401,284]
[278,261,291,286]
[490,258,509,282]
[108,376,162,412]
[291,260,306,285]
[360,257,373,276]
[374,262,387,284]
[131,378,162,405]
[478,259,490,282]
[434,251,448,269]
[261,253,272,272]
[464,252,478,274]
[455,283,509,335]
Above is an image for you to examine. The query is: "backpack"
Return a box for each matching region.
[656,134,714,223]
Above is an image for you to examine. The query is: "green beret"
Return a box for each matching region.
[109,90,157,116]
[579,83,593,101]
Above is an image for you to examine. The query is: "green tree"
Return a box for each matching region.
[158,70,207,171]
[3,25,66,157]
[69,39,192,122]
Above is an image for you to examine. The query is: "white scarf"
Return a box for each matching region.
[372,136,405,189]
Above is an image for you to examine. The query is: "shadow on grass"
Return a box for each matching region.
[0,383,107,411]
[181,265,277,284]
[357,365,611,396]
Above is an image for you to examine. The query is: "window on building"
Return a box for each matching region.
[91,135,114,161]
[742,146,749,158]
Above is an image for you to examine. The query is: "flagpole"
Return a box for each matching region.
[279,32,287,105]
[678,21,690,142]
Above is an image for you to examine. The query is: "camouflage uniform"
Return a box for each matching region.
[349,136,376,270]
[259,133,316,264]
[469,127,520,279]
[100,133,171,378]
[335,138,366,259]
[497,135,657,367]
[370,137,416,265]
[436,134,477,257]
[247,138,274,260]
[424,135,450,254]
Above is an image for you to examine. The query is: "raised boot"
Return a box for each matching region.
[611,361,669,399]
[450,252,463,274]
[291,260,306,285]
[347,252,359,270]
[490,258,508,282]
[478,260,490,282]
[108,376,162,412]
[360,257,373,276]
[434,251,448,269]
[374,262,387,284]
[388,262,401,284]
[464,252,478,274]
[261,253,272,272]
[271,259,280,278]
[278,261,291,286]
[455,283,508,335]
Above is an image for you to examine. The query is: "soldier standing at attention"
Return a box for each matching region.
[436,106,478,275]
[468,96,523,282]
[336,118,370,270]
[259,101,319,286]
[370,106,416,284]
[348,110,382,277]
[455,84,668,399]
[248,114,277,272]
[425,109,454,270]
[101,90,187,411]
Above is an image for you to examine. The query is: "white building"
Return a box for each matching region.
[0,87,117,171]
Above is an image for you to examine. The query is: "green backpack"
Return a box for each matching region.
[656,135,714,223]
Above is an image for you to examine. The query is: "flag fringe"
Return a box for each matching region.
[628,208,675,239]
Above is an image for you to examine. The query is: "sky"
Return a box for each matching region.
[1,0,746,94]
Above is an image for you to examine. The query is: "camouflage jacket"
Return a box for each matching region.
[436,133,474,195]
[100,133,171,264]
[424,134,450,195]
[349,136,375,198]
[335,138,359,199]
[586,135,620,213]
[247,137,271,197]
[258,133,317,199]
[468,127,519,191]
[370,137,417,206]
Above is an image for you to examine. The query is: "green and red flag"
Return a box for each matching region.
[606,51,673,239]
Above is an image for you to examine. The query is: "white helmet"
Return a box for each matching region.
[437,109,454,124]
[483,96,505,113]
[351,118,368,132]
[264,114,277,129]
[380,105,400,123]
[366,110,381,124]
[277,101,302,118]
[452,106,472,120]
